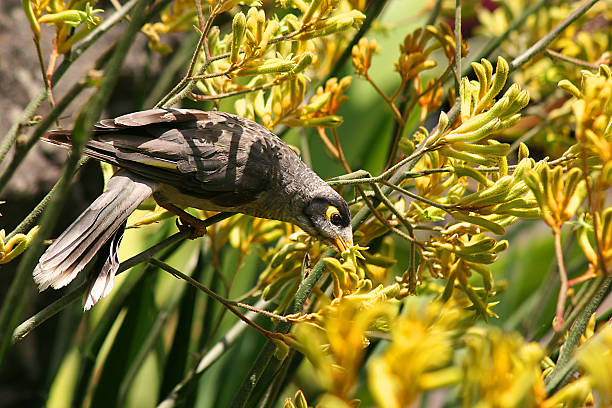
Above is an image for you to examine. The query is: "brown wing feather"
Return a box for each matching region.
[42,109,283,207]
[110,108,213,127]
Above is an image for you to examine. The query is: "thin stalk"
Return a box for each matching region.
[190,80,279,101]
[12,281,88,343]
[7,157,88,240]
[454,0,462,94]
[553,230,568,332]
[378,178,453,211]
[0,80,87,192]
[34,32,53,107]
[546,277,603,350]
[370,183,417,240]
[144,31,199,108]
[544,49,601,69]
[149,258,284,340]
[0,89,48,164]
[472,0,549,70]
[365,73,404,125]
[157,7,217,108]
[327,155,572,186]
[545,274,612,394]
[509,0,600,71]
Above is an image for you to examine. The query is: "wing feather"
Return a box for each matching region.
[42,109,281,207]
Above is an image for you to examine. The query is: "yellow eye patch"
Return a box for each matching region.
[326,205,340,222]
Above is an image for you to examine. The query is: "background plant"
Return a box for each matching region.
[0,0,611,407]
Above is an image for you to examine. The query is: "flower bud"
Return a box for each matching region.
[450,212,506,235]
[476,56,509,112]
[235,59,296,76]
[445,118,501,143]
[558,79,582,98]
[283,115,344,128]
[289,52,313,75]
[230,12,246,64]
[302,0,323,25]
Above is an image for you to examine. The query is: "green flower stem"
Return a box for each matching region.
[259,352,296,408]
[545,274,612,394]
[11,281,88,343]
[545,276,604,350]
[6,157,89,241]
[454,0,462,94]
[156,8,217,108]
[229,339,277,408]
[0,79,88,192]
[230,246,335,408]
[144,30,199,108]
[0,89,48,165]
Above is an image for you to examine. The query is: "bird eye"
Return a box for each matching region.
[326,205,342,226]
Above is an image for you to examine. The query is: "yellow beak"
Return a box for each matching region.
[334,235,353,253]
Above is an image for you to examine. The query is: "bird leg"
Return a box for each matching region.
[155,201,207,239]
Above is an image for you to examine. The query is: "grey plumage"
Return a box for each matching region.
[34,108,352,309]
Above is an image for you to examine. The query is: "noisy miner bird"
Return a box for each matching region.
[34,108,353,309]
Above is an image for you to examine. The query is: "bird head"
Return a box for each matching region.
[301,191,353,253]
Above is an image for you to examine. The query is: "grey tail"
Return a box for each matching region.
[83,221,126,310]
[33,171,155,309]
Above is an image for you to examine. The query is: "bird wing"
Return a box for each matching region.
[43,109,279,207]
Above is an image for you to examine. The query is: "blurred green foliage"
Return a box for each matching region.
[2,0,612,407]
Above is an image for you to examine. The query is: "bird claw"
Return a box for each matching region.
[175,218,207,239]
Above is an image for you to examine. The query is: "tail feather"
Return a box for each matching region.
[33,171,155,303]
[41,131,123,167]
[39,186,136,273]
[84,221,126,310]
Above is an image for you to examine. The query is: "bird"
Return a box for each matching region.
[33,108,353,309]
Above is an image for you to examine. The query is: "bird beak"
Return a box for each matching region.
[333,235,353,253]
